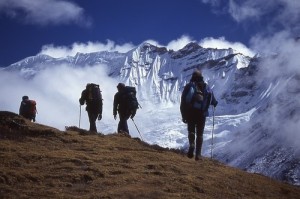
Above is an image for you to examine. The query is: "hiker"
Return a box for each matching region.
[113,83,139,134]
[180,70,218,160]
[79,83,103,132]
[19,95,37,122]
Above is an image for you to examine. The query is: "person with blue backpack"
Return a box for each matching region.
[180,70,218,160]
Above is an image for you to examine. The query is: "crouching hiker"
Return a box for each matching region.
[19,95,37,122]
[180,70,218,160]
[79,83,103,132]
[113,83,139,135]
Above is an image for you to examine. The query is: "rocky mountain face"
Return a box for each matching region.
[216,66,300,185]
[2,42,300,185]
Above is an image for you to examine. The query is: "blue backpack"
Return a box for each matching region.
[185,82,212,111]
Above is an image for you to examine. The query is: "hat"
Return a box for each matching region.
[22,96,29,100]
[192,70,202,77]
[191,70,203,82]
[117,83,125,89]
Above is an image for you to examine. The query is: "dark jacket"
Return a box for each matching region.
[180,81,217,121]
[79,89,103,115]
[19,99,29,118]
[113,91,129,116]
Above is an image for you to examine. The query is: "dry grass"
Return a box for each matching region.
[1,111,300,199]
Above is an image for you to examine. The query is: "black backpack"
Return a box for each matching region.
[121,86,139,113]
[86,83,102,111]
[86,83,102,101]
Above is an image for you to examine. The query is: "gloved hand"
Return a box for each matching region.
[213,101,218,107]
[182,118,187,123]
[114,114,117,120]
[79,98,84,105]
[130,110,136,119]
[98,114,102,120]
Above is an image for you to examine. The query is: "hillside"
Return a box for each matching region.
[1,111,300,199]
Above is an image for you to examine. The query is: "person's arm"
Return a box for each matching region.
[180,84,190,123]
[99,99,103,115]
[98,98,103,120]
[19,102,23,115]
[210,91,218,107]
[113,93,118,119]
[79,90,86,105]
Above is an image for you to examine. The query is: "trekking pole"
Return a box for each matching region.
[211,106,215,159]
[138,103,143,109]
[79,105,81,128]
[131,118,144,141]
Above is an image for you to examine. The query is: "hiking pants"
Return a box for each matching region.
[88,111,98,132]
[187,113,206,157]
[118,113,130,134]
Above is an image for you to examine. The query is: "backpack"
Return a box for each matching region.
[86,83,102,102]
[121,86,139,113]
[185,82,212,111]
[86,83,102,112]
[24,100,37,118]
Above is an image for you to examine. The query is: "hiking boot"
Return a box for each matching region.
[195,154,202,161]
[187,146,194,159]
[118,130,131,138]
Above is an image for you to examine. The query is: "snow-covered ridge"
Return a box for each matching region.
[4,42,252,107]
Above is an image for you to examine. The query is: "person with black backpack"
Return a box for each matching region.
[180,70,218,160]
[113,83,139,135]
[19,95,37,122]
[79,83,103,132]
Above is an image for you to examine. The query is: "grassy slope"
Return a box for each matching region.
[0,111,300,199]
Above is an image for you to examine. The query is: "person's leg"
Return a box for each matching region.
[88,111,97,132]
[187,122,196,158]
[118,114,129,134]
[195,115,206,160]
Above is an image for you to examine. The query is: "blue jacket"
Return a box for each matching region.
[180,81,217,120]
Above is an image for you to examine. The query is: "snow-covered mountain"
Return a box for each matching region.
[2,42,300,185]
[4,42,252,108]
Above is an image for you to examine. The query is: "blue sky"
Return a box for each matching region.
[0,0,299,67]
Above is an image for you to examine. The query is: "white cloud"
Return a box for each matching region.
[39,40,135,58]
[142,35,194,51]
[39,36,255,59]
[144,35,255,57]
[228,0,300,35]
[166,35,194,51]
[250,31,300,79]
[228,0,262,22]
[199,37,255,57]
[0,63,179,139]
[0,64,119,132]
[202,0,300,35]
[201,0,221,7]
[142,39,163,47]
[0,0,91,26]
[201,0,300,150]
